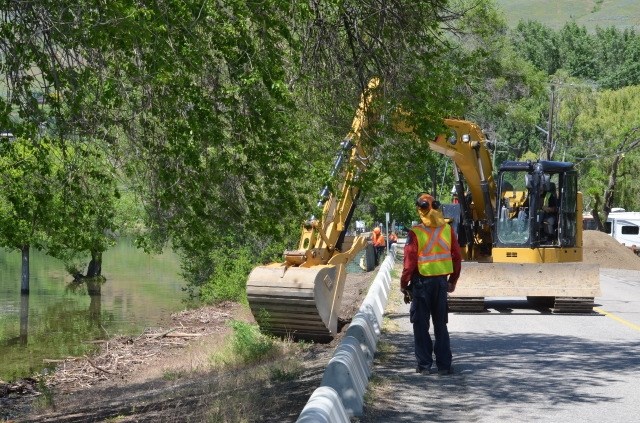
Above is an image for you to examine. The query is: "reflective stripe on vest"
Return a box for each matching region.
[411,224,454,276]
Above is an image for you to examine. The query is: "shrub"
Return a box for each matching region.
[200,246,255,304]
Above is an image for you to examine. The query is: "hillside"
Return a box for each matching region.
[495,0,640,32]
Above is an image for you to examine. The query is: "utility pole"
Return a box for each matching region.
[545,85,555,160]
[385,212,390,252]
[536,85,556,161]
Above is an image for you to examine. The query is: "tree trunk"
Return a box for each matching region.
[20,294,29,345]
[21,244,30,294]
[602,154,623,223]
[85,249,104,295]
[87,249,103,278]
[602,130,640,221]
[86,279,102,295]
[591,194,604,232]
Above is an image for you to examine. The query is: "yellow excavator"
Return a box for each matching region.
[246,79,600,341]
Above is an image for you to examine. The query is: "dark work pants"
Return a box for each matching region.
[374,246,385,265]
[409,275,452,371]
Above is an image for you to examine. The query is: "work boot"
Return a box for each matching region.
[437,366,454,375]
[416,365,433,375]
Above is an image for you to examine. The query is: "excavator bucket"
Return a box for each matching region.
[449,262,601,313]
[246,264,347,342]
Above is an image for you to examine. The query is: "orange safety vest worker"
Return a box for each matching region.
[371,227,385,247]
[410,223,454,276]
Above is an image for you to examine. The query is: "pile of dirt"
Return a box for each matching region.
[582,230,640,271]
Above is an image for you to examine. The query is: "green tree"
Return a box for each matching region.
[1,1,124,289]
[0,137,55,292]
[0,0,514,303]
[511,20,560,75]
[562,86,640,227]
[459,12,550,166]
[557,22,599,81]
[597,28,640,89]
[509,21,640,90]
[47,139,119,292]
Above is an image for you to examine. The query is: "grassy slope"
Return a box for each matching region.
[495,0,640,31]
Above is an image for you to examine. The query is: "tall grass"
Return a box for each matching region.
[200,246,254,304]
[209,320,307,386]
[210,320,278,367]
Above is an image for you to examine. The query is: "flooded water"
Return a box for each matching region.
[0,239,186,381]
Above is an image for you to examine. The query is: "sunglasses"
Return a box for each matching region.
[416,199,441,210]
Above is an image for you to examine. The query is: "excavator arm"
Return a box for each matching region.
[283,82,374,268]
[246,79,379,341]
[394,116,497,260]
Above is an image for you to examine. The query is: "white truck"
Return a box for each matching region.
[584,209,640,255]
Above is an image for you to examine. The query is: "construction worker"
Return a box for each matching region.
[520,178,558,239]
[371,226,385,265]
[541,181,559,240]
[401,193,461,376]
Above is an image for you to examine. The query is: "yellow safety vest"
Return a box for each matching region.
[411,224,454,277]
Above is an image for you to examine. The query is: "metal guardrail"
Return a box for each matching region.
[297,245,396,421]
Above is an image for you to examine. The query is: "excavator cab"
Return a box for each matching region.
[495,160,578,250]
[451,159,600,313]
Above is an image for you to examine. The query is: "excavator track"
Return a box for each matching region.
[448,297,485,313]
[552,297,597,314]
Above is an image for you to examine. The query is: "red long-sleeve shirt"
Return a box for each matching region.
[400,225,462,290]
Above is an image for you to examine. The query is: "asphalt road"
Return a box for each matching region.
[356,267,640,422]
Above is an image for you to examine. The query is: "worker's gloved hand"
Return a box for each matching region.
[401,288,412,304]
[447,280,456,293]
